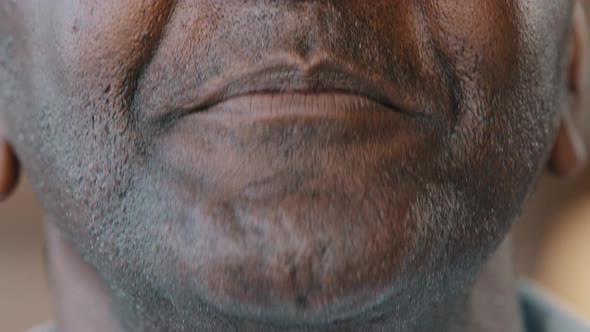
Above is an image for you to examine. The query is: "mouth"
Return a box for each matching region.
[147,57,426,124]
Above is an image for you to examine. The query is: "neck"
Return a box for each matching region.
[46,222,522,332]
[46,222,123,332]
[468,236,523,332]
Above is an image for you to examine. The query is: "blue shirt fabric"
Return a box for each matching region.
[520,282,590,332]
[28,282,590,332]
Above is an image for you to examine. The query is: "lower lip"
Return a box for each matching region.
[196,93,398,120]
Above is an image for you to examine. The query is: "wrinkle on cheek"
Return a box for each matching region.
[420,0,519,79]
[419,0,521,159]
[54,0,176,94]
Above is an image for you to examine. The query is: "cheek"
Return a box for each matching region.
[52,0,174,94]
[11,1,177,241]
[418,0,569,225]
[422,0,520,79]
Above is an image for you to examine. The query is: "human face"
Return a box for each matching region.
[0,0,577,330]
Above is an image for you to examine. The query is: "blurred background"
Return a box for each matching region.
[0,180,48,331]
[2,5,590,332]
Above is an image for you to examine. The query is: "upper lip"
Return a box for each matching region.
[166,57,422,119]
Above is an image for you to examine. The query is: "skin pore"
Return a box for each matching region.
[0,1,588,331]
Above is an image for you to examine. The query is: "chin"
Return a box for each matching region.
[93,173,497,329]
[151,189,418,324]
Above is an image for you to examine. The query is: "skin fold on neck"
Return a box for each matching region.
[46,221,521,332]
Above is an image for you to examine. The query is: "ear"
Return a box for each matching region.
[549,1,589,177]
[0,134,20,201]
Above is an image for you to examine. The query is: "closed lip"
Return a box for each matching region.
[165,58,424,119]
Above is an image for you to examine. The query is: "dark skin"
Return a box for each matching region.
[0,1,588,331]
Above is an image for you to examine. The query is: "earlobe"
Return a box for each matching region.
[548,1,589,178]
[0,138,20,201]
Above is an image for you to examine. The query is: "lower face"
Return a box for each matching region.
[3,0,572,330]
